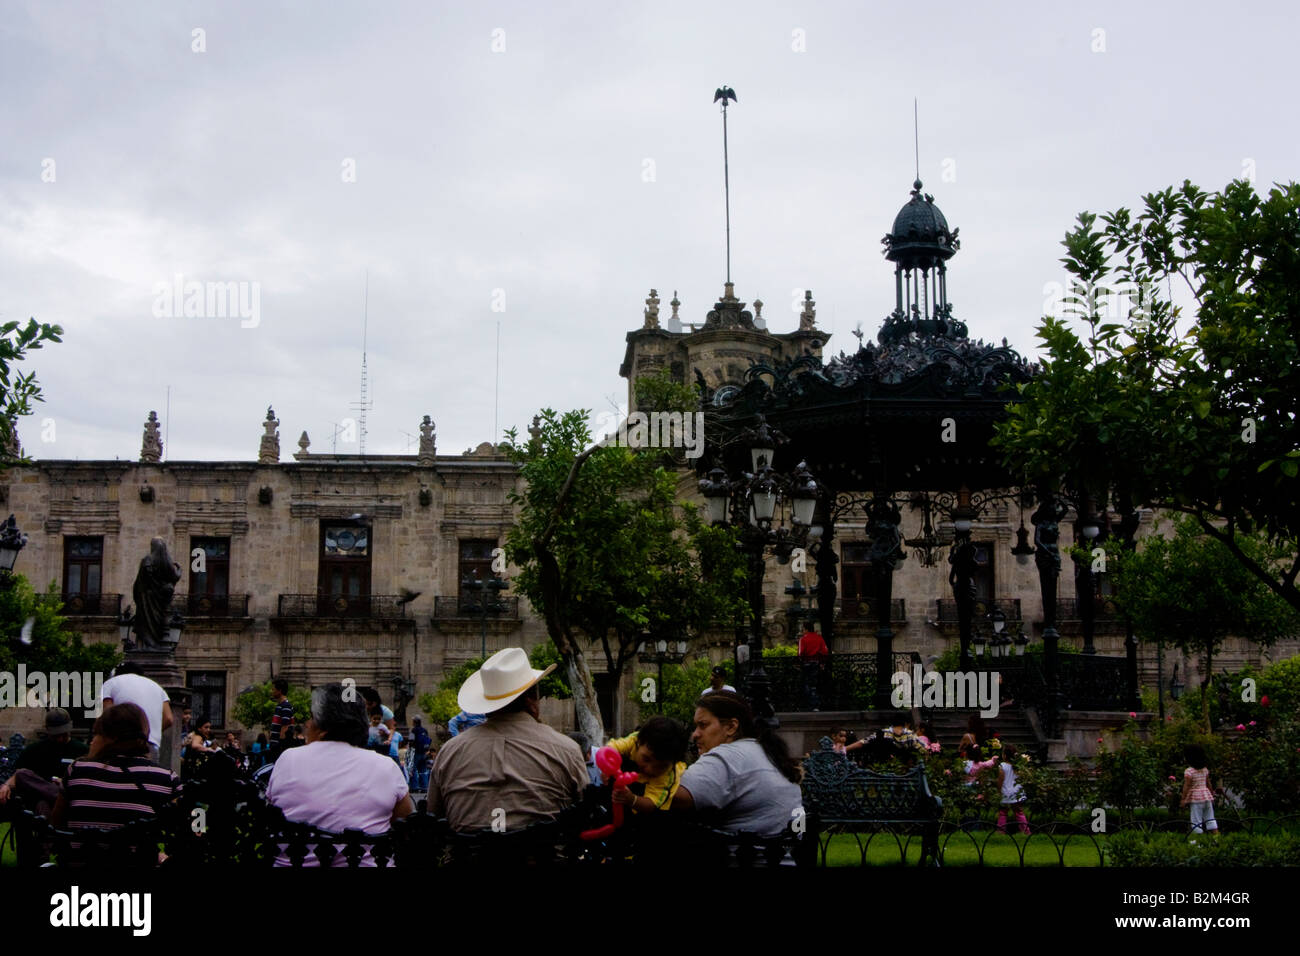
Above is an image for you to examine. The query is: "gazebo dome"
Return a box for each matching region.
[884,179,958,266]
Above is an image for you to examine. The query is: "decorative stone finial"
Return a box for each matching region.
[258,407,280,464]
[799,290,817,331]
[643,289,660,330]
[528,415,543,441]
[294,430,311,460]
[752,298,765,330]
[667,291,682,333]
[140,411,163,463]
[723,282,737,302]
[418,415,437,466]
[3,418,21,460]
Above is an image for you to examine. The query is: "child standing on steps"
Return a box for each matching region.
[1180,744,1217,839]
[996,743,1030,835]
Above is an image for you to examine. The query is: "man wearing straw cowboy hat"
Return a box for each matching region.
[429,647,588,832]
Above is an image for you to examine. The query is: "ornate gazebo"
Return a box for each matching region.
[696,179,1137,736]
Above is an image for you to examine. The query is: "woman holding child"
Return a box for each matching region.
[670,691,803,837]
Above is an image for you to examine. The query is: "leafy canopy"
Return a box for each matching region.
[0,318,63,461]
[993,180,1300,611]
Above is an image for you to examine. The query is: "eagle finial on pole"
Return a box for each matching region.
[714,86,737,285]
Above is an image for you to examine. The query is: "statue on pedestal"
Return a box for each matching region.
[132,538,181,650]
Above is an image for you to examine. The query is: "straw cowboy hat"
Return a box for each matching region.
[458,647,556,715]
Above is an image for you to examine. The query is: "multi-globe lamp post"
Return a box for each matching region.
[636,635,690,714]
[698,416,819,726]
[462,571,510,660]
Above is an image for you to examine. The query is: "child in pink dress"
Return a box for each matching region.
[1180,744,1217,836]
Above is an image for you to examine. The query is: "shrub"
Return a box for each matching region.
[1108,830,1300,867]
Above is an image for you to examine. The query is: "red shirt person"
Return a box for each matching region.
[798,628,829,710]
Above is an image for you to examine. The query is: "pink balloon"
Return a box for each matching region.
[594,746,622,777]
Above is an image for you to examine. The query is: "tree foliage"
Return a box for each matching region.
[993,180,1300,612]
[0,318,63,461]
[231,681,311,734]
[1108,516,1300,729]
[0,576,120,681]
[501,372,748,742]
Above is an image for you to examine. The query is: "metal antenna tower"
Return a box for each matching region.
[350,271,374,455]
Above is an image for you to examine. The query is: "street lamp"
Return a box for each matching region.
[698,416,819,725]
[0,514,27,577]
[118,605,136,651]
[166,611,185,646]
[463,572,510,659]
[636,634,689,714]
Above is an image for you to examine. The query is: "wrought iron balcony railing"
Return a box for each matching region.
[935,598,1021,623]
[1055,596,1122,622]
[836,597,907,623]
[276,594,407,619]
[169,593,250,617]
[58,593,122,617]
[432,596,521,621]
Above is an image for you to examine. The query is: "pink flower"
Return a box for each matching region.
[1097,737,1103,743]
[1129,712,1136,718]
[944,769,952,776]
[1168,775,1176,781]
[1236,724,1245,731]
[1249,721,1257,726]
[1261,695,1270,707]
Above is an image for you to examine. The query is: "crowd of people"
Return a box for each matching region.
[18,651,1230,865]
[0,647,808,866]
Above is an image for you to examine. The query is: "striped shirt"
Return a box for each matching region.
[63,756,178,856]
[271,698,295,745]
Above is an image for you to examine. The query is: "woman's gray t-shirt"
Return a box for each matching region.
[680,738,802,836]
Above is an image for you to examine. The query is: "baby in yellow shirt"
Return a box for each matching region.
[606,716,689,813]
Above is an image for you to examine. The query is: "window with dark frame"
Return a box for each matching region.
[458,539,497,601]
[63,537,103,597]
[839,541,872,618]
[187,671,228,729]
[188,537,230,613]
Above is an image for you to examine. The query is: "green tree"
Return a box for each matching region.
[1109,517,1300,730]
[501,375,748,743]
[993,180,1300,613]
[231,681,311,734]
[0,317,63,462]
[0,577,120,694]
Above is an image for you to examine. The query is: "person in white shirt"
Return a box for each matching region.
[701,666,736,696]
[97,662,173,758]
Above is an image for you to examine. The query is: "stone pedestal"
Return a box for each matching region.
[125,649,191,775]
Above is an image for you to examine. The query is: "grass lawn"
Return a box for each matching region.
[819,829,1108,866]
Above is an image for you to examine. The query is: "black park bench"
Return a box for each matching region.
[800,735,944,866]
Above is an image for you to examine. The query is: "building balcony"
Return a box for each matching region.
[1055,596,1122,622]
[432,596,521,622]
[169,593,250,618]
[935,597,1022,623]
[58,592,122,617]
[836,597,907,623]
[275,594,408,620]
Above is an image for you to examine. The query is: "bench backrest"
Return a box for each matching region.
[801,736,942,823]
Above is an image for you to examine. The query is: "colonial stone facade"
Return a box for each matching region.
[1,433,563,738]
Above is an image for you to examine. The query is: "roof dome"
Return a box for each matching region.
[882,179,959,267]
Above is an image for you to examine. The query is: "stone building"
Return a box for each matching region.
[2,410,551,738]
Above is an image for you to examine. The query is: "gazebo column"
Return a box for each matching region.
[1032,485,1068,737]
[867,496,904,708]
[950,532,977,669]
[1117,495,1141,711]
[815,520,839,650]
[1074,491,1098,655]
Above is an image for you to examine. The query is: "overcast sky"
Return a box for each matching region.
[2,0,1295,463]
